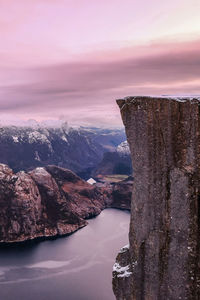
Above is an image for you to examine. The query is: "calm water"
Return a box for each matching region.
[0,209,130,300]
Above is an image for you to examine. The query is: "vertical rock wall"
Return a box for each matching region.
[113,96,200,300]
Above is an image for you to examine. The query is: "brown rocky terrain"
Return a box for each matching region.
[113,96,200,300]
[0,164,131,244]
[107,176,133,210]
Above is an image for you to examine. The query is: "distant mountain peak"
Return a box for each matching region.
[116,141,130,156]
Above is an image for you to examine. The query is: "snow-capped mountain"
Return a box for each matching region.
[78,126,126,151]
[93,140,132,176]
[0,124,126,178]
[116,141,130,156]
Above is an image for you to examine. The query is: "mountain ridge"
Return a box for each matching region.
[0,125,125,178]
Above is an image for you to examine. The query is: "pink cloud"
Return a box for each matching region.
[0,0,200,126]
[0,39,200,126]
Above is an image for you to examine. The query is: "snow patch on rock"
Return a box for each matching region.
[12,136,19,143]
[61,135,68,143]
[113,262,132,278]
[28,131,49,144]
[119,244,130,254]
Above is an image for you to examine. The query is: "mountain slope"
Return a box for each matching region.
[93,141,132,177]
[0,164,132,243]
[0,125,125,178]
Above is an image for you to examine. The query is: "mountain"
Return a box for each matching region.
[116,140,130,156]
[93,140,132,177]
[78,126,126,151]
[0,124,125,178]
[0,164,105,243]
[0,164,132,243]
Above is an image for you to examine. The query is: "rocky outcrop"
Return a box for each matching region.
[113,245,135,300]
[0,164,131,243]
[44,165,106,219]
[0,164,105,243]
[0,164,45,243]
[113,96,200,299]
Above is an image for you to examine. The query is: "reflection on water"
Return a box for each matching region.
[0,209,130,300]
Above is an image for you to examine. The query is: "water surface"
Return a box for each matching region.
[0,209,130,300]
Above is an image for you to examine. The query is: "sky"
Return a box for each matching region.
[0,0,200,127]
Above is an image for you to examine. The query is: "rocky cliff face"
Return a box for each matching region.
[0,164,131,243]
[0,164,105,243]
[113,96,200,300]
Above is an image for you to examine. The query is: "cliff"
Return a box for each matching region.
[0,164,106,243]
[0,164,131,243]
[113,96,200,299]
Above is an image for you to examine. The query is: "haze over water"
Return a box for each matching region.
[0,209,130,300]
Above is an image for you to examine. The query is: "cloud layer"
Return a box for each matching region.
[1,39,200,126]
[0,0,200,126]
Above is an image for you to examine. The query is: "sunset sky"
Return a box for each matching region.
[0,0,200,127]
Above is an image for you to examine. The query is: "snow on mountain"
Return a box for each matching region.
[0,125,126,179]
[116,141,130,156]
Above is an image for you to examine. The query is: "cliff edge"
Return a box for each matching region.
[113,96,200,299]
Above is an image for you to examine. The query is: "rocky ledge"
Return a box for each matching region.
[0,164,132,244]
[113,96,200,299]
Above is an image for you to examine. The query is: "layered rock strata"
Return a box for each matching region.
[113,96,200,299]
